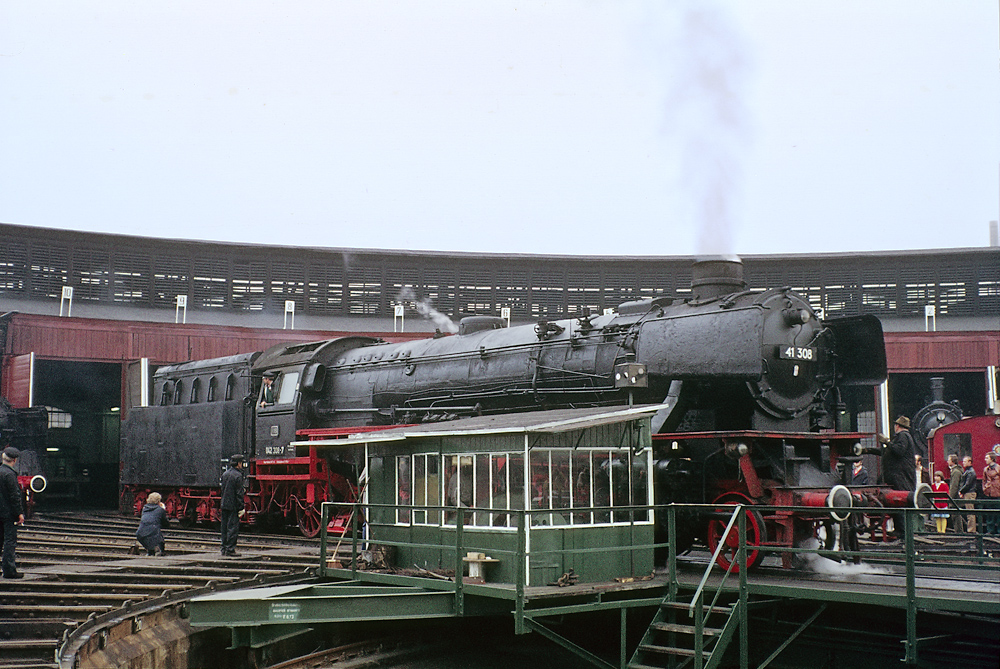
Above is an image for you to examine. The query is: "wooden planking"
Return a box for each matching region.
[884,332,1000,372]
[3,313,425,365]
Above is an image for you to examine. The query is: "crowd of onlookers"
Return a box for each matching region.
[858,415,1000,537]
[926,449,1000,535]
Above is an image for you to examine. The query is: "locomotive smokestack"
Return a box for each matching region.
[930,377,945,403]
[691,255,746,300]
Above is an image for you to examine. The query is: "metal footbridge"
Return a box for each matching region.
[188,503,1000,668]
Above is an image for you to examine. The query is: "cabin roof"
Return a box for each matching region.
[293,404,667,448]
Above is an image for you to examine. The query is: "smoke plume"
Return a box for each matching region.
[657,1,751,256]
[396,287,459,334]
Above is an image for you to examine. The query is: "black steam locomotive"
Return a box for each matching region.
[0,397,48,517]
[121,257,912,566]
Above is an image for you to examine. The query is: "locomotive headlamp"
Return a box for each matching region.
[724,441,749,457]
[30,474,47,493]
[853,442,864,456]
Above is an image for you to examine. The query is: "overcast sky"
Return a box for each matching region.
[1,1,997,257]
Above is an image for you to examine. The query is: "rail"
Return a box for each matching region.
[683,504,747,669]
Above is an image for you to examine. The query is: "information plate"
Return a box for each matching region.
[778,346,816,361]
[270,602,301,622]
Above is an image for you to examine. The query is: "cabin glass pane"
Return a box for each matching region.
[396,456,411,524]
[276,372,299,405]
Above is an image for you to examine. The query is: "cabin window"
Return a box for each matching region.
[190,378,201,404]
[207,376,218,402]
[45,406,72,429]
[943,433,972,461]
[396,456,411,524]
[388,447,651,530]
[409,454,441,525]
[225,374,237,401]
[275,371,299,405]
[174,380,184,405]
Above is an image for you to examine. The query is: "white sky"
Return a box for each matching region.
[1,1,997,257]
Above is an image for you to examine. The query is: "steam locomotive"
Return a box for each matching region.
[0,397,48,517]
[120,257,916,568]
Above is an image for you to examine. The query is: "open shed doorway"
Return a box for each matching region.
[32,359,122,509]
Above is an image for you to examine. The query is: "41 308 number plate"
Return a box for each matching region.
[778,346,816,361]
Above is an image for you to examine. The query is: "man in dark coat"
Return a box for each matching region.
[220,454,246,557]
[958,455,978,533]
[948,453,965,532]
[851,459,870,485]
[876,416,917,492]
[0,446,25,579]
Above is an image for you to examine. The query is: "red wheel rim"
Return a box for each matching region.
[297,505,321,538]
[706,500,767,572]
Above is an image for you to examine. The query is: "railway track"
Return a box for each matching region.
[0,510,321,669]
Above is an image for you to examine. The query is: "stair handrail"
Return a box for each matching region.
[688,503,742,617]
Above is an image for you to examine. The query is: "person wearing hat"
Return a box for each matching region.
[259,371,276,407]
[219,454,246,557]
[0,446,25,578]
[874,416,917,493]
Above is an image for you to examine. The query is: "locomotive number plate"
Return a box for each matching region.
[778,346,816,361]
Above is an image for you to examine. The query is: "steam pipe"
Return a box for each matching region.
[796,485,853,521]
[878,483,934,509]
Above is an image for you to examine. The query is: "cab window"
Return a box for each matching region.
[261,372,300,407]
[276,371,299,404]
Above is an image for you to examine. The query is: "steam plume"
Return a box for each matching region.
[659,1,751,255]
[396,287,459,334]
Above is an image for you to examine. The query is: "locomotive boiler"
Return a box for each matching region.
[121,257,912,566]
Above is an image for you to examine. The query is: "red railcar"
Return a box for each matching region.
[928,414,1000,478]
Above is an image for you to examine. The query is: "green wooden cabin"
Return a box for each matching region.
[313,406,659,587]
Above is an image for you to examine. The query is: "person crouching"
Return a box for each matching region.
[136,492,169,556]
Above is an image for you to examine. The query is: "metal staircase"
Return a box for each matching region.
[629,597,741,669]
[629,505,748,669]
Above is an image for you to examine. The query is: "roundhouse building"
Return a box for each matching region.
[1,222,997,505]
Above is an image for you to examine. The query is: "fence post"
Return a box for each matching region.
[904,508,917,665]
[738,509,748,669]
[319,503,328,577]
[667,504,677,603]
[515,510,526,634]
[455,506,465,616]
[351,502,359,580]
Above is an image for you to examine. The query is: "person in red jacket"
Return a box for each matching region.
[930,471,949,533]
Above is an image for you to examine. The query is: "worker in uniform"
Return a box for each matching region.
[0,447,25,579]
[851,459,870,485]
[220,454,246,557]
[260,371,276,407]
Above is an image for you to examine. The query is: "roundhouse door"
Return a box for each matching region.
[123,358,151,421]
[1,352,35,407]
